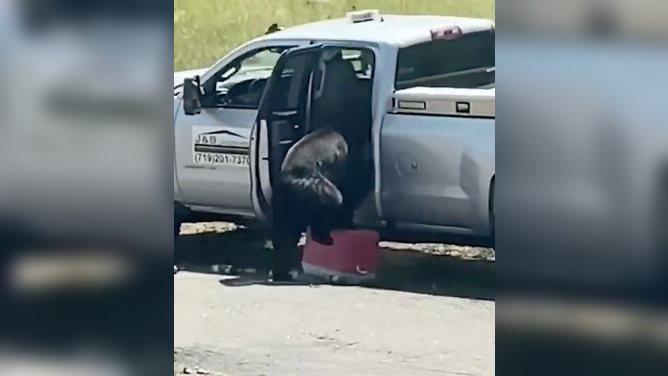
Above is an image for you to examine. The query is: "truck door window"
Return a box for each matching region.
[202,47,292,109]
[395,29,495,90]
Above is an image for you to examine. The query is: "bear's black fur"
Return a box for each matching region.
[270,128,372,281]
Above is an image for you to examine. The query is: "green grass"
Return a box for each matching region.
[174,0,495,71]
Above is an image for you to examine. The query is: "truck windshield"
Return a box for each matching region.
[395,29,495,90]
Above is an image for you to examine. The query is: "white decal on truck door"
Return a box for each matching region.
[192,126,250,167]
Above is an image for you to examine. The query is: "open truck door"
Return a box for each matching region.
[249,44,330,220]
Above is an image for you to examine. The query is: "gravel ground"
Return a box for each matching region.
[174,222,495,376]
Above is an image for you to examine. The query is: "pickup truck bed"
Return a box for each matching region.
[375,87,495,235]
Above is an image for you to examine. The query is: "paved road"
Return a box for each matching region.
[174,223,495,376]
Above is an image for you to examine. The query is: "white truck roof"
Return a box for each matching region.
[256,13,494,48]
[392,87,495,118]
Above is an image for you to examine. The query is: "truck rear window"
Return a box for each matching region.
[395,29,495,90]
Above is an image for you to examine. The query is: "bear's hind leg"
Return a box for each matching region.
[270,187,305,282]
[271,224,302,281]
[308,205,337,246]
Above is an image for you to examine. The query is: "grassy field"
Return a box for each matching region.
[174,0,494,71]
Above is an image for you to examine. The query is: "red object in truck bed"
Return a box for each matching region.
[302,228,380,284]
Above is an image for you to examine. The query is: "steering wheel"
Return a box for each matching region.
[246,78,266,95]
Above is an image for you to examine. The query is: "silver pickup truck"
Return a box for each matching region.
[174,10,495,244]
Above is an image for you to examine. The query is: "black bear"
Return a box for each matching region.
[270,128,372,281]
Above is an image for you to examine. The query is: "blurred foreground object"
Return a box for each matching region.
[497,296,668,376]
[0,3,173,375]
[0,0,172,253]
[498,0,668,39]
[10,252,134,293]
[497,0,668,297]
[0,352,129,376]
[496,2,668,375]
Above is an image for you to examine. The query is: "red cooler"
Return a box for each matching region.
[302,228,380,284]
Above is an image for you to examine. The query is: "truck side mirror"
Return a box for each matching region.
[183,77,202,116]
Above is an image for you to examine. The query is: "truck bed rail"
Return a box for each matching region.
[390,87,495,118]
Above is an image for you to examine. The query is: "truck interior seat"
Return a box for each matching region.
[312,52,372,149]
